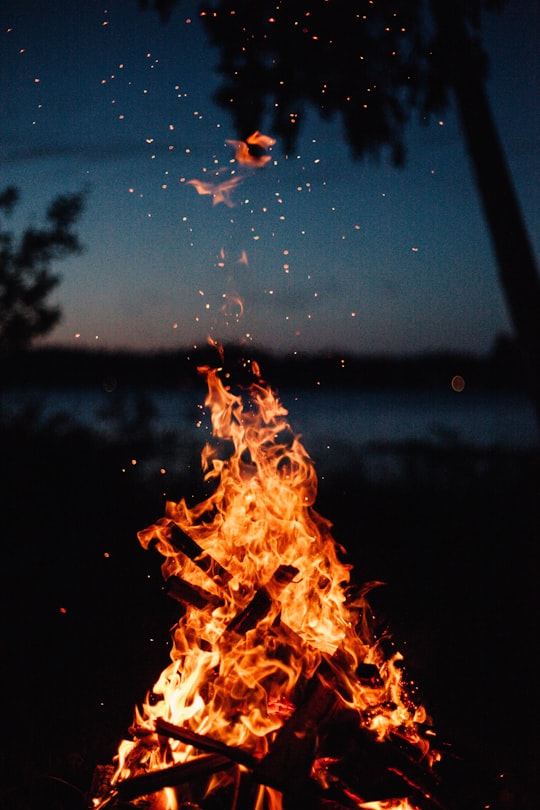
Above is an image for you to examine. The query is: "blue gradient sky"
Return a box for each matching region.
[2,0,538,355]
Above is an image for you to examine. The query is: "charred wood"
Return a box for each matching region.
[155,718,258,770]
[144,520,233,585]
[112,753,234,802]
[89,764,116,804]
[254,657,342,792]
[225,565,298,635]
[225,589,271,635]
[167,522,233,584]
[355,662,383,687]
[180,767,270,810]
[165,575,225,610]
[319,715,443,809]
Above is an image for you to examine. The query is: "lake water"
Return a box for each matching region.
[4,384,537,471]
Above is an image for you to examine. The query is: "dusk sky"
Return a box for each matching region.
[2,0,538,356]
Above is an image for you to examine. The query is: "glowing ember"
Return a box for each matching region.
[187,131,275,208]
[93,357,440,809]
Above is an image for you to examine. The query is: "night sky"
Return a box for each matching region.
[2,0,538,356]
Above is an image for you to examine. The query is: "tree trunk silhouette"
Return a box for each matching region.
[430,0,540,431]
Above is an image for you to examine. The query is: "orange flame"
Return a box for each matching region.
[101,360,435,809]
[187,132,275,208]
[359,801,419,809]
[187,175,244,207]
[226,131,276,166]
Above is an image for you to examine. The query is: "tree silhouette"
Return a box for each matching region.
[0,187,85,353]
[143,0,539,427]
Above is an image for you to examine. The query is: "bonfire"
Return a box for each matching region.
[91,355,442,809]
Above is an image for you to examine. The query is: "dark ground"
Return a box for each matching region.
[1,393,538,809]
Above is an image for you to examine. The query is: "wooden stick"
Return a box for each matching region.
[254,657,341,792]
[225,565,298,635]
[168,522,232,583]
[114,753,233,801]
[164,574,224,610]
[156,718,258,770]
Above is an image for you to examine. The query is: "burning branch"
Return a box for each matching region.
[225,564,299,635]
[140,518,232,585]
[167,521,233,584]
[254,657,344,793]
[114,753,233,802]
[165,574,225,610]
[155,718,258,770]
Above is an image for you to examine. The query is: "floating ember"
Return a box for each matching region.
[91,356,442,809]
[226,131,276,166]
[187,130,275,207]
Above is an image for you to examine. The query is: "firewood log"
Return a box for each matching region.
[225,565,298,635]
[164,575,224,610]
[167,522,233,584]
[254,657,342,792]
[155,718,258,770]
[113,753,233,801]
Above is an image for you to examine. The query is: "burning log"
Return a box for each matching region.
[355,662,383,687]
[319,730,443,809]
[112,754,233,803]
[156,718,258,770]
[254,657,344,792]
[142,518,233,584]
[225,565,299,635]
[168,521,232,584]
[246,638,440,806]
[164,574,225,610]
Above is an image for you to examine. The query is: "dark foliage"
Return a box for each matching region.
[141,0,504,164]
[1,342,530,393]
[0,187,85,353]
[139,0,540,431]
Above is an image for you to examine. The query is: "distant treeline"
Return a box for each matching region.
[2,337,527,392]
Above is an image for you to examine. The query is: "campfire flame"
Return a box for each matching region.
[186,174,245,208]
[96,359,439,809]
[226,131,276,166]
[187,131,275,208]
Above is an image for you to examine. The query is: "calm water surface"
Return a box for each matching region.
[5,384,537,457]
